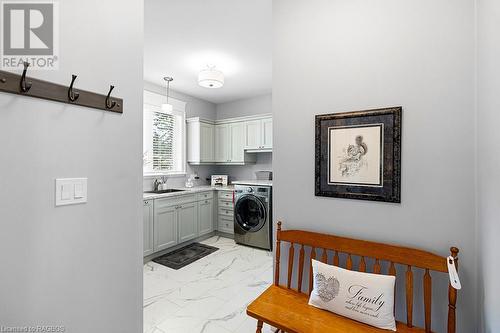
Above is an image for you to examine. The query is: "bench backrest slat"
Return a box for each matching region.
[297,245,305,292]
[308,247,316,294]
[287,243,294,289]
[274,221,459,333]
[424,269,432,332]
[359,256,366,272]
[406,265,414,327]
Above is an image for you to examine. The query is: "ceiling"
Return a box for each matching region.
[144,0,272,104]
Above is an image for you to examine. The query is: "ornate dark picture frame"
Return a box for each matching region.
[315,107,402,203]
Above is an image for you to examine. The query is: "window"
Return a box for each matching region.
[143,90,186,175]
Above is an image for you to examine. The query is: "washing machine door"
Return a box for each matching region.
[235,195,267,232]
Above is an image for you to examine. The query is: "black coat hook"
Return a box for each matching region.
[68,74,80,102]
[105,85,116,109]
[20,61,32,93]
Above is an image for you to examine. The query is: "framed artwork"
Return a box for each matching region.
[315,107,402,203]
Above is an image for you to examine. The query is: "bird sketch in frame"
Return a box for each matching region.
[329,124,383,186]
[315,107,401,203]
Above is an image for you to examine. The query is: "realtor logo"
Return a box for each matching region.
[1,1,59,70]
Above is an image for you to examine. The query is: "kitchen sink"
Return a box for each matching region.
[144,189,186,194]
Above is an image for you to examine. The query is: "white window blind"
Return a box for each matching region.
[143,90,186,175]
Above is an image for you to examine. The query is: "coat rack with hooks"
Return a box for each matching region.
[0,62,123,113]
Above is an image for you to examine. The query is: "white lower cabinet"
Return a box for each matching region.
[145,192,218,257]
[217,190,234,234]
[218,215,234,234]
[143,200,154,257]
[198,198,214,236]
[153,203,178,252]
[178,201,198,243]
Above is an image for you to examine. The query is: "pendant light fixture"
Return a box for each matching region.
[198,66,224,89]
[161,76,174,113]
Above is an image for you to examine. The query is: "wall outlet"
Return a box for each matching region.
[55,178,88,206]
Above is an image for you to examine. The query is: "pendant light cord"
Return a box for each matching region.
[166,80,170,104]
[164,77,174,105]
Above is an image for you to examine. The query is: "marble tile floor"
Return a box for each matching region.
[144,236,275,333]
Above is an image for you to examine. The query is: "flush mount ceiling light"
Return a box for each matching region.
[161,76,173,113]
[198,66,224,89]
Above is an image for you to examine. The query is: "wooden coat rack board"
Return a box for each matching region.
[0,62,123,113]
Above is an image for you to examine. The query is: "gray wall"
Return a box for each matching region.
[144,81,217,120]
[143,82,217,189]
[274,0,476,331]
[477,0,500,331]
[0,1,143,332]
[216,93,272,119]
[215,152,272,182]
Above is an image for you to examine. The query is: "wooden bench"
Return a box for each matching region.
[247,221,459,333]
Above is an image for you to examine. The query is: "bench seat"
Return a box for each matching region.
[247,285,430,333]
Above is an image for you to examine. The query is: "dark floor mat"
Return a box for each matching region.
[152,243,219,270]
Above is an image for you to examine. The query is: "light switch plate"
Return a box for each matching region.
[74,183,84,199]
[61,184,72,200]
[55,178,88,206]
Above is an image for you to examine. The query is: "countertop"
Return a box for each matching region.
[231,180,273,186]
[143,185,234,200]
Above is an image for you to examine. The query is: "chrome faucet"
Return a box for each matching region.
[153,176,168,191]
[153,178,163,191]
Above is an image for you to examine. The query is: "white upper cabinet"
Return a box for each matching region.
[187,118,215,164]
[230,122,245,163]
[245,120,262,150]
[215,122,256,164]
[200,123,215,162]
[245,116,273,152]
[187,115,270,165]
[215,124,230,163]
[262,117,273,149]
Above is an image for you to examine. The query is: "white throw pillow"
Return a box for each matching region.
[308,259,396,331]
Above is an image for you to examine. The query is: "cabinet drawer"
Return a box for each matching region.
[218,216,234,233]
[196,191,214,201]
[219,207,234,217]
[155,194,196,209]
[218,199,234,209]
[218,191,234,200]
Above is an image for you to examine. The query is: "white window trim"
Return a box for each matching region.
[143,90,187,177]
